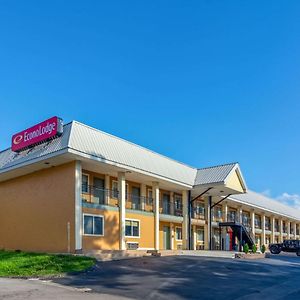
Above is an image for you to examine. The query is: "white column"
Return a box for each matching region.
[171,223,175,250]
[251,210,255,237]
[105,174,110,205]
[294,223,298,238]
[153,182,160,250]
[118,172,126,250]
[271,216,275,244]
[204,197,210,250]
[222,202,228,222]
[280,219,283,243]
[193,225,197,250]
[141,183,147,211]
[287,221,291,239]
[75,161,82,252]
[238,206,243,224]
[170,192,175,215]
[222,202,228,248]
[262,214,266,246]
[182,190,189,250]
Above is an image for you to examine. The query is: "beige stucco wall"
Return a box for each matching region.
[0,162,76,253]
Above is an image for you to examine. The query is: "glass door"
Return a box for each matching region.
[131,187,140,210]
[94,177,105,204]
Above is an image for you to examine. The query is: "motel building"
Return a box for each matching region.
[0,117,300,255]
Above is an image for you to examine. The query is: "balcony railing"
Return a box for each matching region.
[265,224,271,231]
[82,185,153,212]
[82,185,117,206]
[126,193,154,212]
[227,213,238,223]
[160,201,183,216]
[254,221,261,229]
[192,207,205,220]
[212,211,223,222]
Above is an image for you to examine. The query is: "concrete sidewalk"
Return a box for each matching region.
[0,278,131,300]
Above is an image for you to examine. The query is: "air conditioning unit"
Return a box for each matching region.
[126,242,139,250]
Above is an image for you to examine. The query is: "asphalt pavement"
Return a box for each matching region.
[1,253,300,300]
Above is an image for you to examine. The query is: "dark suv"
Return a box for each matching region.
[269,239,300,256]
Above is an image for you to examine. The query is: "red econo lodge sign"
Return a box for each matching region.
[12,116,64,152]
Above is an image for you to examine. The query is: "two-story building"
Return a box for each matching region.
[0,119,299,253]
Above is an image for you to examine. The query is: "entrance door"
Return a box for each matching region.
[131,187,140,210]
[94,177,105,204]
[163,226,171,250]
[163,194,170,214]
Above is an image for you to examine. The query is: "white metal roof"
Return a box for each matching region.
[229,190,300,221]
[68,121,197,186]
[194,163,238,186]
[0,119,299,221]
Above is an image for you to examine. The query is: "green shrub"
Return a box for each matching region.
[261,244,266,254]
[252,244,257,253]
[243,243,249,254]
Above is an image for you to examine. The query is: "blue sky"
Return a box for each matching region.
[0,1,300,207]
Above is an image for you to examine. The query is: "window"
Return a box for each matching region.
[174,195,182,210]
[197,228,204,242]
[125,219,140,237]
[255,215,261,228]
[275,219,279,232]
[228,210,236,222]
[147,189,153,205]
[162,194,170,214]
[195,202,205,215]
[175,227,182,240]
[83,214,104,236]
[283,221,287,233]
[215,207,222,219]
[242,213,250,226]
[82,174,89,193]
[265,217,271,230]
[112,180,118,198]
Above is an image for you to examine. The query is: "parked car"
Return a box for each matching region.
[269,240,300,256]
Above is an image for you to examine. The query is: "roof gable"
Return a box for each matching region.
[194,163,238,186]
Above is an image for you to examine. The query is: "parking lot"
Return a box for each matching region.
[1,253,300,300]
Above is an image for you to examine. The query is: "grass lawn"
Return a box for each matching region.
[0,250,95,277]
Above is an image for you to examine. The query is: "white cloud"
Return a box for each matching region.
[259,189,300,209]
[276,192,300,209]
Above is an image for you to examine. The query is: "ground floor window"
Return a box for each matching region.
[196,228,204,243]
[175,227,182,240]
[255,234,261,247]
[265,235,271,245]
[125,219,140,237]
[196,228,205,250]
[83,214,104,236]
